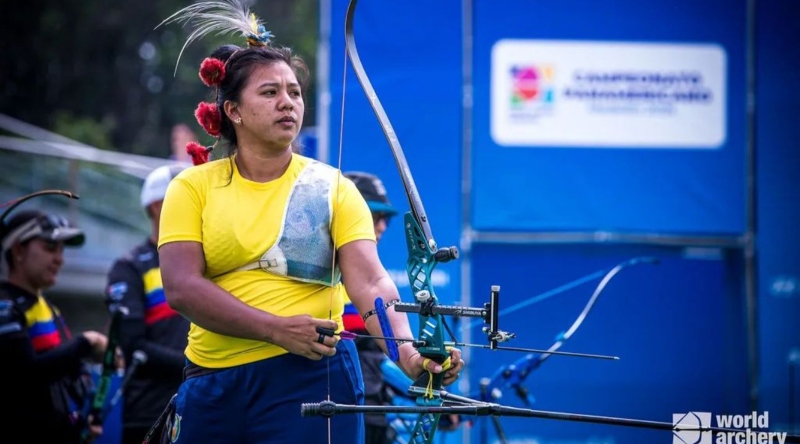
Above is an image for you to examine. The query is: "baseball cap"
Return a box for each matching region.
[140,164,187,209]
[1,210,85,249]
[344,171,398,216]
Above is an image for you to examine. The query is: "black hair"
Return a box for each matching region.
[211,44,310,158]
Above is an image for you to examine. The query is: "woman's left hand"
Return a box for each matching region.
[397,343,464,386]
[441,347,464,386]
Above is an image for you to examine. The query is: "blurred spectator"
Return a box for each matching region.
[169,123,196,163]
[103,165,190,444]
[0,210,109,444]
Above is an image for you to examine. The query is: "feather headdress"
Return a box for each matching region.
[157,0,275,74]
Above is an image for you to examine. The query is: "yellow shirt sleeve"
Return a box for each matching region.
[158,172,205,247]
[332,171,377,248]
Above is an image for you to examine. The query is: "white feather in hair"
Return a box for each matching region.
[156,0,274,74]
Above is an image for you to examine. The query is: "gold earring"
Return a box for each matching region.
[234,117,242,125]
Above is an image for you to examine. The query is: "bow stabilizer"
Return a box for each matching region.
[302,393,800,443]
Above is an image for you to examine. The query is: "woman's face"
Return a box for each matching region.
[230,61,304,150]
[13,239,65,290]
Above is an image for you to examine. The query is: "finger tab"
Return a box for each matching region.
[315,326,336,337]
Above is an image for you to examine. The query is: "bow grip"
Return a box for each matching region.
[408,331,449,406]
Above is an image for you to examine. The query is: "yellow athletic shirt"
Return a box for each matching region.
[158,153,375,368]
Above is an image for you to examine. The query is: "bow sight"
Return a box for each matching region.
[393,285,618,361]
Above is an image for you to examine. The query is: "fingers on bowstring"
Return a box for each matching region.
[309,333,338,359]
[313,324,340,348]
[313,336,339,353]
[313,317,338,331]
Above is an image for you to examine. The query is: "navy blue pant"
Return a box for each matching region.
[170,341,365,444]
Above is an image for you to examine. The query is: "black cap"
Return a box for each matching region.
[344,172,398,216]
[1,210,85,247]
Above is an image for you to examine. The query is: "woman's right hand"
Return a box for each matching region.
[270,315,339,360]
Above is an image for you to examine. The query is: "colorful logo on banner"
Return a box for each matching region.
[510,65,554,109]
[491,40,726,148]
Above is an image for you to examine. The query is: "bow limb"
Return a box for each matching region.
[537,256,659,365]
[344,0,432,244]
[480,257,659,406]
[344,1,458,443]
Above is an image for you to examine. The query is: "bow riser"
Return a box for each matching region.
[405,213,448,363]
[409,414,440,444]
[403,213,447,444]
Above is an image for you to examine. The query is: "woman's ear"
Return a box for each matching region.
[223,100,239,123]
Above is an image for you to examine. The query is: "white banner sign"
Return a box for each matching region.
[491,40,727,148]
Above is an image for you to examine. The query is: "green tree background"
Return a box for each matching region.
[0,0,319,158]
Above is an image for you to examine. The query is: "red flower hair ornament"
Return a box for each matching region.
[186,141,212,166]
[199,57,226,87]
[194,102,222,137]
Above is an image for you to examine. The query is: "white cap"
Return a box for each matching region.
[140,165,187,208]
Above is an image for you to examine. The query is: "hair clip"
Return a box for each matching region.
[246,13,273,47]
[157,0,276,73]
[199,57,226,87]
[194,102,222,137]
[186,142,213,166]
[246,25,273,47]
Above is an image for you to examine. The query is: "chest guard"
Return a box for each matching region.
[234,161,341,286]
